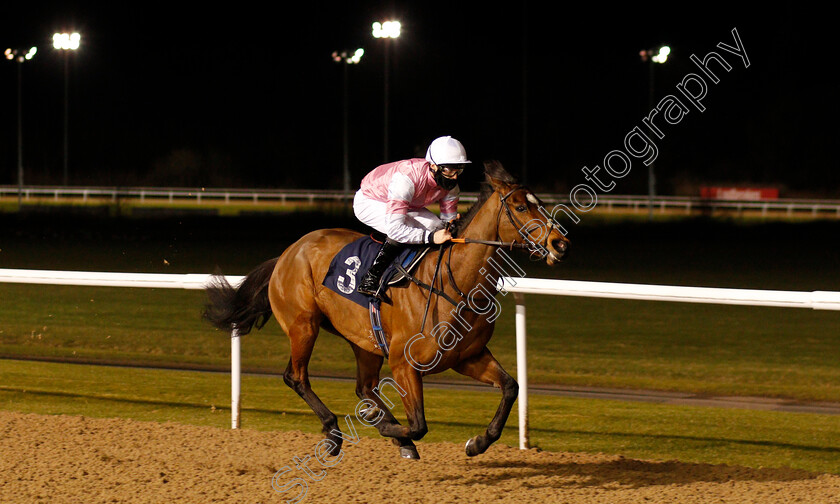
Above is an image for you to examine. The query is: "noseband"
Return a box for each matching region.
[496,186,558,259]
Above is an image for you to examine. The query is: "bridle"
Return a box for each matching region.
[408,185,562,333]
[452,185,558,259]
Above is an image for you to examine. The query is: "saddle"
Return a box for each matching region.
[380,234,431,287]
[322,233,431,308]
[322,233,433,358]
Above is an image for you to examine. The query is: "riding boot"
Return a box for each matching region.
[358,239,403,300]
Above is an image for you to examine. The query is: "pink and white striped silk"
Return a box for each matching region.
[356,158,459,244]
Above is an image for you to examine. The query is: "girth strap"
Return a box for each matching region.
[394,263,465,311]
[368,299,389,357]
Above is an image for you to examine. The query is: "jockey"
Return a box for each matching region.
[354,135,471,299]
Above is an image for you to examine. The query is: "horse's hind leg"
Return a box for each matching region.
[281,312,343,455]
[350,344,419,459]
[453,348,518,456]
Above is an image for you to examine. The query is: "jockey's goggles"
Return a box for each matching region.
[439,165,465,177]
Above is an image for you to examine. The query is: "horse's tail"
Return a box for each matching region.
[202,257,278,335]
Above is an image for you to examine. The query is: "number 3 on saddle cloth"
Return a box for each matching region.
[322,234,430,357]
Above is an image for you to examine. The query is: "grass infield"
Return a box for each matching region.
[2,359,838,475]
[1,282,839,402]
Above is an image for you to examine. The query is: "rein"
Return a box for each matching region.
[450,237,531,249]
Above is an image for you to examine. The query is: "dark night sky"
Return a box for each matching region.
[0,2,836,196]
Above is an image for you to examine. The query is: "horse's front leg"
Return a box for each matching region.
[453,348,518,456]
[374,361,428,446]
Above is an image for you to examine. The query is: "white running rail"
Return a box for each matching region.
[497,276,840,450]
[0,268,245,429]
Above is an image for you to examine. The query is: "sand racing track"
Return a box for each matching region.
[1,411,838,503]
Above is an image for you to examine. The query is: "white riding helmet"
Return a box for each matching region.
[425,136,471,166]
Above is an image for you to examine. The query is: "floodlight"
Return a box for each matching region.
[372,20,401,39]
[651,45,670,63]
[53,32,81,50]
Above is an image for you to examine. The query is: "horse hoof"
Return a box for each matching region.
[324,433,344,456]
[358,406,382,423]
[400,446,420,460]
[465,436,483,457]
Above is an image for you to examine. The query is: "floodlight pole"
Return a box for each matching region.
[17,61,23,206]
[5,47,37,206]
[62,53,69,185]
[383,40,391,162]
[647,58,656,221]
[343,60,350,195]
[373,21,400,162]
[332,49,364,200]
[640,45,670,221]
[54,33,80,186]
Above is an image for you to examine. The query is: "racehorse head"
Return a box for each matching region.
[481,160,570,265]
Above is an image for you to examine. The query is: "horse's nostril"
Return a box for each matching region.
[553,239,567,253]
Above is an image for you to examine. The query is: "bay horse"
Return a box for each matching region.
[203,161,569,459]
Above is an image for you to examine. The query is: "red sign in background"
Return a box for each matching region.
[700,187,779,200]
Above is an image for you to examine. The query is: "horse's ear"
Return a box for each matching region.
[483,160,516,192]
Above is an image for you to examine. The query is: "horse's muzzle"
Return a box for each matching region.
[546,238,569,264]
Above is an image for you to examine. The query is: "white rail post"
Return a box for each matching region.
[231,326,241,429]
[514,292,529,449]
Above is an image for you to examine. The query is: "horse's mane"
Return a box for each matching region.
[451,160,517,236]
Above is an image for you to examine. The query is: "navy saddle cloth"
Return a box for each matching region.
[322,235,427,307]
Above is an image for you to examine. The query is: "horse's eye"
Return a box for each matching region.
[515,205,527,212]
